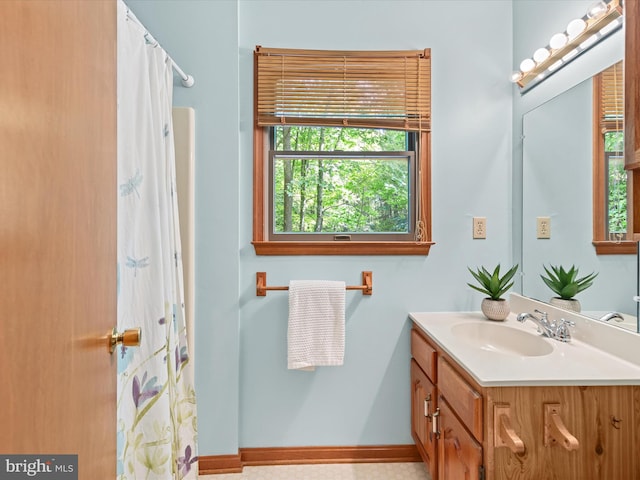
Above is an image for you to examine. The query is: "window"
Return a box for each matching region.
[592,61,635,254]
[270,126,416,241]
[252,47,432,255]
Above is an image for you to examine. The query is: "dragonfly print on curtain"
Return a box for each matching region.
[116,2,198,479]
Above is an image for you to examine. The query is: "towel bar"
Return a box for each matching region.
[256,271,372,296]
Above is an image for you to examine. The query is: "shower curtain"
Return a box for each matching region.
[116,2,198,478]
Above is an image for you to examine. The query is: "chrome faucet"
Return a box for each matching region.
[516,309,575,342]
[516,309,554,337]
[599,312,625,323]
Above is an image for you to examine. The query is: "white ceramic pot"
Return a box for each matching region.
[481,298,510,321]
[549,297,581,312]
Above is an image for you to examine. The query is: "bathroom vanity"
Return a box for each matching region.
[410,300,640,480]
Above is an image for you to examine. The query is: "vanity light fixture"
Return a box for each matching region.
[512,0,623,93]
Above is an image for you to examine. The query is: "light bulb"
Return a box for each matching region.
[510,71,523,83]
[587,1,608,19]
[533,47,550,63]
[566,18,587,39]
[549,33,568,50]
[519,58,536,73]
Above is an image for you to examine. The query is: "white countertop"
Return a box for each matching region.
[409,310,640,387]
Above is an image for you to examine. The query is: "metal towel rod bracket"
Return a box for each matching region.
[256,271,373,296]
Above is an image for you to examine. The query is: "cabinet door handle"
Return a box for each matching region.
[424,394,431,418]
[432,407,441,439]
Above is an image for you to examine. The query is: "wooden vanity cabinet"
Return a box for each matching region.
[410,330,438,480]
[411,324,640,480]
[411,360,437,479]
[411,328,483,480]
[438,398,483,480]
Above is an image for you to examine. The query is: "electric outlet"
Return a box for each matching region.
[473,217,486,239]
[537,216,551,239]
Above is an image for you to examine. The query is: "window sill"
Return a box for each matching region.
[252,241,434,256]
[592,240,638,255]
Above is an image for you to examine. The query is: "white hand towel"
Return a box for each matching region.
[288,280,346,371]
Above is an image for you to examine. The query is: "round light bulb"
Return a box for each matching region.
[587,1,608,19]
[549,33,568,50]
[519,58,536,73]
[567,18,587,39]
[510,71,523,83]
[533,47,550,63]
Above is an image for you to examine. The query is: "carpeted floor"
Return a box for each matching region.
[200,462,430,480]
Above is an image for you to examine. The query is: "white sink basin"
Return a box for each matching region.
[451,322,554,357]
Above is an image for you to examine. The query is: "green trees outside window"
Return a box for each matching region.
[272,126,414,236]
[605,131,626,237]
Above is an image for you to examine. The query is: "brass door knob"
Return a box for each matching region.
[109,327,142,354]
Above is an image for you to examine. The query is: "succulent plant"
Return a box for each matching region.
[467,264,519,301]
[540,264,598,300]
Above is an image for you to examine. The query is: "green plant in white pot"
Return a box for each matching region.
[540,264,598,313]
[467,264,518,321]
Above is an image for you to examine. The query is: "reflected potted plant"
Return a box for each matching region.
[540,264,598,313]
[467,264,518,321]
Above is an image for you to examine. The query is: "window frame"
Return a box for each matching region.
[253,127,432,255]
[592,63,636,255]
[252,47,433,256]
[268,131,417,242]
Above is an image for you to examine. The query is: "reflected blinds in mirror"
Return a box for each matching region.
[592,60,634,253]
[600,61,624,133]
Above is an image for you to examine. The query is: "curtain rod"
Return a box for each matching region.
[125,7,195,88]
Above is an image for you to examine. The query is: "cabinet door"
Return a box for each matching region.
[411,360,437,480]
[438,398,482,480]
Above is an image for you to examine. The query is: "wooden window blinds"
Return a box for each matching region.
[254,46,431,132]
[599,60,624,133]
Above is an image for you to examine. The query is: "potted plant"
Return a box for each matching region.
[540,264,598,313]
[467,264,519,321]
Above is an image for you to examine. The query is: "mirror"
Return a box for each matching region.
[522,67,638,332]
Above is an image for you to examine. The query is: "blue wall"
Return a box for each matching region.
[129,0,513,456]
[237,0,513,448]
[127,0,634,458]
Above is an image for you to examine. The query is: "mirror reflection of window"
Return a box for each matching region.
[593,61,630,249]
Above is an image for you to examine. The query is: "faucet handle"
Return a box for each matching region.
[556,318,574,343]
[558,318,575,327]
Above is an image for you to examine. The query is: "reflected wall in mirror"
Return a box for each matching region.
[522,66,637,331]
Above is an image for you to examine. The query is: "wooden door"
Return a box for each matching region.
[437,399,482,480]
[0,1,117,477]
[411,360,438,480]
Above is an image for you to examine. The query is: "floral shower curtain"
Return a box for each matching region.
[116,2,198,478]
